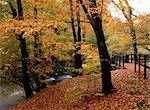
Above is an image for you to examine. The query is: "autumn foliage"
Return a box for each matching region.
[0,0,150,109]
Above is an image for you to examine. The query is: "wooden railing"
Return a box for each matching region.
[111,53,150,79]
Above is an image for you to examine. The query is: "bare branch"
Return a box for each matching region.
[0,76,23,87]
[112,0,130,22]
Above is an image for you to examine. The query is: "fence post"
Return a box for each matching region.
[119,55,121,67]
[144,55,147,79]
[138,54,141,74]
[125,54,129,63]
[131,54,133,63]
[123,55,125,69]
[134,54,137,73]
[115,55,117,66]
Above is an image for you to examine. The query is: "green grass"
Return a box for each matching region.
[17,96,26,104]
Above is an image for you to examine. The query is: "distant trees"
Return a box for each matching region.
[112,0,138,71]
[112,0,138,56]
[134,15,150,52]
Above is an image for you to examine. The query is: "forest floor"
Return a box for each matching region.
[11,63,150,110]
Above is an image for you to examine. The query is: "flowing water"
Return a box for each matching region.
[0,75,72,110]
[0,90,24,110]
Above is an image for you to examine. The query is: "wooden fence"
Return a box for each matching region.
[111,53,150,79]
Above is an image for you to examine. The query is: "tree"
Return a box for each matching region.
[16,0,33,99]
[16,31,33,99]
[32,0,47,91]
[112,0,138,72]
[134,14,150,53]
[69,0,82,71]
[0,0,115,95]
[79,0,114,94]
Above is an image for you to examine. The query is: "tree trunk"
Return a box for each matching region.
[33,32,46,91]
[75,53,82,68]
[8,1,17,18]
[131,29,137,73]
[34,32,43,57]
[75,0,82,69]
[79,0,113,94]
[112,0,138,72]
[69,0,77,44]
[16,0,23,20]
[34,76,41,92]
[16,0,33,98]
[32,4,45,91]
[92,17,113,94]
[18,32,33,99]
[125,55,129,63]
[69,0,82,70]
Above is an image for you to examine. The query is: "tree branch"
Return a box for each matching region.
[79,0,92,22]
[0,76,23,87]
[112,0,130,22]
[140,45,150,52]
